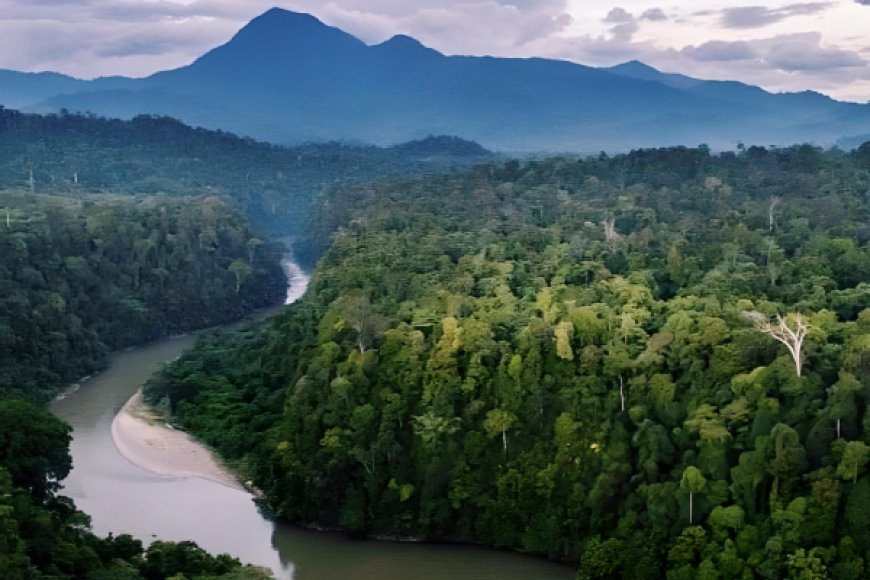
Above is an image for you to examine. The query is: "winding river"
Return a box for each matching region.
[49,259,574,580]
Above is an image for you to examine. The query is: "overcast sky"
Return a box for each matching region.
[1,0,869,102]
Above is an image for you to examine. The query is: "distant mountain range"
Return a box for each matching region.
[2,7,869,152]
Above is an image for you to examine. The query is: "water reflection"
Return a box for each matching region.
[50,261,573,580]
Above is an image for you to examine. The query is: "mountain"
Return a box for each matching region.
[603,60,701,90]
[0,70,137,110]
[6,8,870,151]
[0,70,86,109]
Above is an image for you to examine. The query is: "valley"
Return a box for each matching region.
[2,5,870,579]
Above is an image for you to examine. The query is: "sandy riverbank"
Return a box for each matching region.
[111,391,244,491]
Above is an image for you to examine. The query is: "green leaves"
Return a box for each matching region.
[837,441,870,484]
[0,192,285,402]
[135,144,870,575]
[681,466,707,495]
[0,399,71,500]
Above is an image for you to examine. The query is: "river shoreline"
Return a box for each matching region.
[107,255,310,492]
[54,255,573,578]
[111,390,245,491]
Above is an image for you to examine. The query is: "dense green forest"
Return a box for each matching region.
[0,108,492,240]
[0,109,495,578]
[0,107,490,400]
[0,191,285,403]
[0,397,273,578]
[146,143,870,578]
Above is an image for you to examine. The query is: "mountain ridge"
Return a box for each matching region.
[3,7,869,151]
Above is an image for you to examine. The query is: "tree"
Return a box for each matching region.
[228,259,252,293]
[0,399,71,500]
[336,293,388,354]
[553,321,575,361]
[828,372,861,439]
[845,479,870,550]
[681,466,707,524]
[246,237,264,264]
[709,505,745,535]
[412,412,459,447]
[768,195,782,231]
[743,312,811,377]
[838,441,870,484]
[483,408,517,454]
[786,548,829,580]
[765,423,808,504]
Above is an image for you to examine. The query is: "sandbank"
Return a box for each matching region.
[111,390,244,491]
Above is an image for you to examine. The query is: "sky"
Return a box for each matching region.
[1,1,869,102]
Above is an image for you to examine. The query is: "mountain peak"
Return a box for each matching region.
[605,60,701,89]
[189,7,365,72]
[373,34,442,58]
[239,7,353,41]
[613,60,657,73]
[381,35,424,48]
[253,7,322,26]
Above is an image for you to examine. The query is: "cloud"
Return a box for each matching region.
[601,7,640,41]
[682,40,758,62]
[0,0,866,102]
[679,32,866,76]
[0,0,578,74]
[640,8,668,21]
[312,0,575,52]
[720,3,833,29]
[764,33,866,71]
[603,7,633,23]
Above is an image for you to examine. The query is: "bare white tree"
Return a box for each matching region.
[619,374,626,412]
[768,196,783,231]
[602,218,621,246]
[743,311,811,377]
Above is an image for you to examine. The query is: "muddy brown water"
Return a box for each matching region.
[50,260,574,579]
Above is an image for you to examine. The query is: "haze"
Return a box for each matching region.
[1,0,869,102]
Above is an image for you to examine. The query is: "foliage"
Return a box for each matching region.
[0,191,285,402]
[148,143,870,576]
[0,108,492,244]
[0,398,273,578]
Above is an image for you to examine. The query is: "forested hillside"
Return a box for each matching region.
[0,107,494,403]
[0,191,284,402]
[0,108,493,237]
[147,143,870,578]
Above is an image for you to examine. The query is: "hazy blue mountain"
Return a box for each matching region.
[7,7,870,151]
[0,70,87,109]
[603,60,701,90]
[0,70,137,110]
[838,134,870,150]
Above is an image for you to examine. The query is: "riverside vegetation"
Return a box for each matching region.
[0,399,273,578]
[0,109,490,577]
[0,189,284,577]
[145,143,870,578]
[5,107,870,578]
[0,108,490,403]
[0,191,286,403]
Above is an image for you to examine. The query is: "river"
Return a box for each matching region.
[49,258,574,580]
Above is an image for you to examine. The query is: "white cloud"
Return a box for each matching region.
[719,3,833,29]
[682,40,758,62]
[764,32,865,71]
